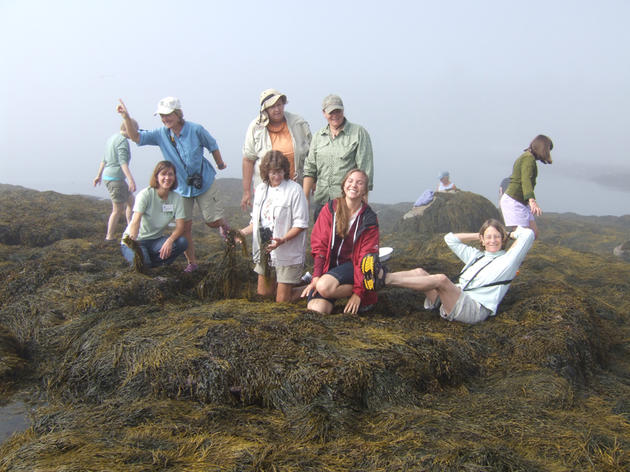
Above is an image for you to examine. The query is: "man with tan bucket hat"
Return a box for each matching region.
[303,94,374,223]
[241,88,312,211]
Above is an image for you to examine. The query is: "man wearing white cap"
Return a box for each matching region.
[303,94,374,222]
[117,97,229,273]
[241,89,311,211]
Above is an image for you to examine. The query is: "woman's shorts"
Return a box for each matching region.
[307,261,354,304]
[425,291,492,324]
[500,193,534,227]
[183,184,224,222]
[105,179,130,204]
[254,262,304,284]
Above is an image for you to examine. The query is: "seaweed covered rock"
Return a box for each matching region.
[2,185,630,471]
[397,191,501,235]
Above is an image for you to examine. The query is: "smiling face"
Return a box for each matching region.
[157,167,176,191]
[480,226,504,253]
[323,108,345,129]
[160,111,180,130]
[343,170,368,201]
[268,168,285,187]
[265,100,285,124]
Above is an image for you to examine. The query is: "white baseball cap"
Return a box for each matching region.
[154,96,182,115]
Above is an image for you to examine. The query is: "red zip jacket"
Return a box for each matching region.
[311,199,379,305]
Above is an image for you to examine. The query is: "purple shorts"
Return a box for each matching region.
[500,193,534,227]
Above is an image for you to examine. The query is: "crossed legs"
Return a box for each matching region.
[384,268,462,314]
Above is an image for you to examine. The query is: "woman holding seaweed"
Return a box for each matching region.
[121,161,188,269]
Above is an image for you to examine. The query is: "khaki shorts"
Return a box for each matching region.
[425,291,492,324]
[183,185,224,222]
[254,262,304,284]
[105,180,130,204]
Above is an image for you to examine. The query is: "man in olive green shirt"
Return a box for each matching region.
[303,94,374,222]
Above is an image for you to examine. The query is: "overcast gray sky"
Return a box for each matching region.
[2,0,629,216]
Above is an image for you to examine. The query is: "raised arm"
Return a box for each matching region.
[116,99,140,144]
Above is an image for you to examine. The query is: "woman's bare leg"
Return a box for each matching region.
[386,269,461,313]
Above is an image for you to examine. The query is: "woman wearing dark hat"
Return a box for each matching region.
[241,89,312,211]
[500,135,554,239]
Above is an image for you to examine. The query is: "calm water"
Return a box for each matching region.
[0,400,29,443]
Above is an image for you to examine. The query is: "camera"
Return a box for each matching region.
[259,227,273,245]
[187,173,203,189]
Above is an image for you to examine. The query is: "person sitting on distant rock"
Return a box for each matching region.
[436,171,458,192]
[93,120,137,241]
[500,135,553,239]
[121,161,188,268]
[361,219,535,324]
[301,169,379,315]
[239,151,309,302]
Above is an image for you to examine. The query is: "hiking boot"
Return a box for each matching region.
[361,252,387,291]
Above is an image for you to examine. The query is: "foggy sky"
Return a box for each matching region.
[2,0,629,216]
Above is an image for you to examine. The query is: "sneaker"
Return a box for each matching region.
[184,263,198,273]
[361,253,387,291]
[300,271,312,284]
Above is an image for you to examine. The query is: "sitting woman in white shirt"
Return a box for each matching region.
[361,219,534,324]
[239,150,309,302]
[436,171,458,192]
[121,161,188,268]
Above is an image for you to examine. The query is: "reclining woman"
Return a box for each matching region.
[301,168,379,315]
[362,219,534,324]
[121,161,188,268]
[239,150,309,302]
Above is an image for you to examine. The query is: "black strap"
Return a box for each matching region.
[458,255,513,292]
[168,129,203,178]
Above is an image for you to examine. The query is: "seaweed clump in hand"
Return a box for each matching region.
[121,235,145,274]
[197,229,249,299]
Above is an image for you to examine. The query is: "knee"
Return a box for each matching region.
[307,298,332,315]
[175,236,188,251]
[315,279,334,298]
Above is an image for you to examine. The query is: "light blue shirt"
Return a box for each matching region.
[445,226,535,315]
[138,121,219,198]
[102,133,130,181]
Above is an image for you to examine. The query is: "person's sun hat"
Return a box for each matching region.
[154,97,182,115]
[322,94,344,113]
[259,89,287,111]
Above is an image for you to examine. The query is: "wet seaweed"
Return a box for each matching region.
[121,235,145,273]
[1,184,630,471]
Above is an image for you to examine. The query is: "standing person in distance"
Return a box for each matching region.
[117,97,230,273]
[303,94,374,223]
[500,135,553,239]
[241,88,311,211]
[93,119,137,241]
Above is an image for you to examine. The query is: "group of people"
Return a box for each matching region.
[93,89,553,324]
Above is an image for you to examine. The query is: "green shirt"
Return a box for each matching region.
[102,133,130,181]
[506,151,538,204]
[303,119,374,205]
[125,187,186,241]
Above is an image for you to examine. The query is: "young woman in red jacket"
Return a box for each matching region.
[301,169,379,314]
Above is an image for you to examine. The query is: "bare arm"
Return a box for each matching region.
[116,99,140,144]
[451,232,480,243]
[127,211,142,240]
[241,157,255,210]
[160,218,185,260]
[303,176,315,203]
[93,161,105,186]
[212,149,226,170]
[120,163,136,193]
[266,226,304,252]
